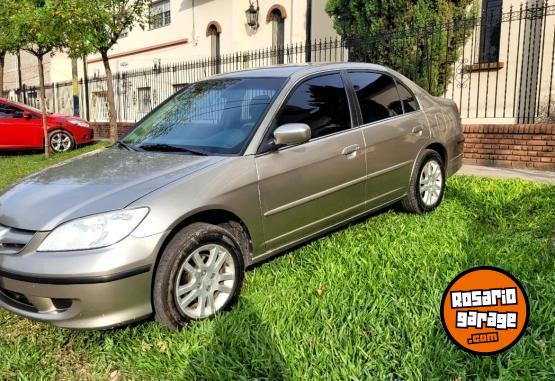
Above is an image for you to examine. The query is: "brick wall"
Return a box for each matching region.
[92,122,555,172]
[463,124,555,171]
[91,122,134,140]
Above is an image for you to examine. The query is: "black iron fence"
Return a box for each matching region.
[4,1,555,123]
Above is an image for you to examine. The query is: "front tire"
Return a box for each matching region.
[401,149,446,214]
[49,131,75,153]
[153,223,245,330]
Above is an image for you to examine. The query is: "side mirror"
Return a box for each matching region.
[22,111,32,119]
[273,123,311,146]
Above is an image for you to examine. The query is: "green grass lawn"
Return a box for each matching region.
[0,145,553,380]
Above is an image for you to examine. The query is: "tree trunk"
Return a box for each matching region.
[101,51,118,143]
[0,52,5,98]
[37,55,50,159]
[71,58,80,117]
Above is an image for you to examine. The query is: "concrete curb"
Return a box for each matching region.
[457,165,555,185]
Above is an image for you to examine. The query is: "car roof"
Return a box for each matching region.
[214,62,393,79]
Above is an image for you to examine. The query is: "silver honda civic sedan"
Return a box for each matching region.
[0,63,464,329]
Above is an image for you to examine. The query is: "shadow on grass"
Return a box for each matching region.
[108,299,290,380]
[185,298,290,380]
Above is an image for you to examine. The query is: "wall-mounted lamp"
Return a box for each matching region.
[245,0,259,30]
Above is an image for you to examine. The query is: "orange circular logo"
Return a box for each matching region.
[440,266,529,356]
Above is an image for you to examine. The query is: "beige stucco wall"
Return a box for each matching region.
[47,0,338,80]
[33,0,340,121]
[446,0,555,124]
[5,0,553,126]
[2,0,338,88]
[2,51,51,91]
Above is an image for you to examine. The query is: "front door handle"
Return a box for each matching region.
[411,126,424,136]
[341,144,360,158]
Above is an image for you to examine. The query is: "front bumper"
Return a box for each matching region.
[74,127,95,145]
[0,271,152,329]
[0,232,166,329]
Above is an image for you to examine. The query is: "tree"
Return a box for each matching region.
[14,0,66,159]
[326,0,474,95]
[64,0,151,143]
[0,0,20,96]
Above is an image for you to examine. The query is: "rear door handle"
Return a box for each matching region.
[411,126,423,136]
[341,144,360,157]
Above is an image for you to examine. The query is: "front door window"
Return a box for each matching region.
[275,73,352,139]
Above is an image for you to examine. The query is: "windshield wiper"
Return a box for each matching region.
[137,143,208,156]
[115,140,138,151]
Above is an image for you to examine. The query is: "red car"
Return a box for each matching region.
[0,98,95,153]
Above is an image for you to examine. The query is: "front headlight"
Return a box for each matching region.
[68,119,90,128]
[37,208,149,252]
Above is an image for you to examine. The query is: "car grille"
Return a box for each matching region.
[0,224,35,255]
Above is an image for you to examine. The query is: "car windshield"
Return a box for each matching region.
[122,77,285,155]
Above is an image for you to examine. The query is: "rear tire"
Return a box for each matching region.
[401,149,446,214]
[153,223,244,330]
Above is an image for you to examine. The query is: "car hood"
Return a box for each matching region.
[0,148,226,231]
[45,114,79,125]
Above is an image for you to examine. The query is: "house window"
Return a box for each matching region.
[150,0,171,30]
[207,22,222,75]
[138,87,152,114]
[271,9,285,64]
[92,91,109,121]
[479,0,502,63]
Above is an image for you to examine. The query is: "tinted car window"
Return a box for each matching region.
[276,73,351,139]
[0,104,23,119]
[396,82,420,113]
[348,72,403,124]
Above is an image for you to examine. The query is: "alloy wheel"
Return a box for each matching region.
[174,244,236,319]
[50,132,73,153]
[419,159,443,206]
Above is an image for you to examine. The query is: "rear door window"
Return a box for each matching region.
[348,72,403,125]
[396,82,420,113]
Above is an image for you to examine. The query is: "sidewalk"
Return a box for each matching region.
[458,165,555,184]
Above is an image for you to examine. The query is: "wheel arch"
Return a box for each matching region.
[149,208,254,310]
[408,142,448,190]
[48,127,75,138]
[153,208,253,272]
[426,142,447,164]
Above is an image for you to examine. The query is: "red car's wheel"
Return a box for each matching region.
[49,131,75,153]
